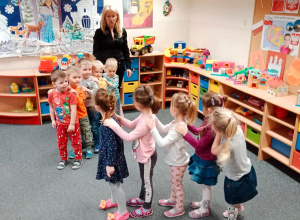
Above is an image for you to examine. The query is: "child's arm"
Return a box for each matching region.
[155,116,172,133]
[151,128,181,148]
[117,116,139,129]
[68,104,77,132]
[49,103,56,128]
[211,131,223,156]
[188,124,200,135]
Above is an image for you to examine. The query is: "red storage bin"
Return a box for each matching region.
[292,150,300,170]
[191,72,199,85]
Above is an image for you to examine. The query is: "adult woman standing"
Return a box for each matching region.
[93,5,132,89]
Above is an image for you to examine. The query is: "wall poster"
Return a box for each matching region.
[0,0,103,58]
[261,15,300,57]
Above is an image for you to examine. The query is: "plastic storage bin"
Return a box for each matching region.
[246,126,261,145]
[191,72,199,85]
[124,81,139,93]
[210,79,221,94]
[200,87,208,99]
[200,76,209,89]
[199,99,203,112]
[124,69,139,82]
[190,83,198,97]
[271,137,291,158]
[129,58,139,69]
[124,93,134,105]
[292,150,300,170]
[295,133,300,151]
[190,95,198,108]
[40,103,50,115]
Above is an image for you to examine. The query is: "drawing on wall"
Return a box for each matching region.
[123,0,153,29]
[285,57,300,85]
[0,0,103,58]
[265,50,287,81]
[261,15,300,57]
[250,50,265,70]
[284,0,300,14]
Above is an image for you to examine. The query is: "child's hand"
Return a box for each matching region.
[103,118,115,127]
[175,124,188,136]
[81,86,89,92]
[126,69,132,78]
[114,113,122,122]
[67,124,75,132]
[91,77,98,82]
[48,89,53,94]
[106,166,115,178]
[145,117,155,130]
[51,120,56,128]
[68,88,78,96]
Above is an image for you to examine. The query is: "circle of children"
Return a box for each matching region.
[48,57,258,220]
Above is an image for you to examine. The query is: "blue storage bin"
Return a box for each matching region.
[124,93,134,105]
[271,137,291,158]
[129,58,139,69]
[199,99,203,111]
[296,133,300,151]
[40,103,50,115]
[200,76,209,89]
[124,69,139,82]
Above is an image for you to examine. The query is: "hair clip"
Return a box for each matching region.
[106,92,109,96]
[109,107,112,110]
[188,100,191,105]
[149,95,152,99]
[211,98,215,106]
[228,117,231,121]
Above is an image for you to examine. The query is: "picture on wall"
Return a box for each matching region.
[123,0,153,29]
[271,0,285,13]
[284,0,300,14]
[261,15,300,57]
[0,0,103,58]
[265,50,287,80]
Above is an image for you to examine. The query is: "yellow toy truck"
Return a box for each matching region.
[130,35,155,55]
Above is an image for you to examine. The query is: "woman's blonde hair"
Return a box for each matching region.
[171,93,197,125]
[94,88,117,120]
[133,85,161,114]
[101,5,122,37]
[209,107,239,166]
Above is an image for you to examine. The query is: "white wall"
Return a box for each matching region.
[189,0,255,66]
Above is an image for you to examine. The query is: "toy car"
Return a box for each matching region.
[140,74,155,83]
[247,97,264,107]
[232,93,249,100]
[140,61,155,72]
[235,106,253,116]
[38,56,59,73]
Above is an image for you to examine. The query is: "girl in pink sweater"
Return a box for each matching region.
[104,85,160,219]
[176,92,227,219]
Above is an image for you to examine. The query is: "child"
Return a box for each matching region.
[176,92,227,218]
[48,70,82,170]
[78,58,100,154]
[92,60,107,89]
[209,107,258,220]
[66,66,93,159]
[103,85,161,218]
[94,89,129,220]
[145,93,197,218]
[102,58,122,116]
[280,34,292,54]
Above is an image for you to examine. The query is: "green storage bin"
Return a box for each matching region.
[246,126,261,145]
[200,87,208,99]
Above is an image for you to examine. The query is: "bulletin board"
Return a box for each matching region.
[249,0,300,95]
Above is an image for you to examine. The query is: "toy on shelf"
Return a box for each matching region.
[166,69,171,76]
[267,78,289,97]
[140,61,155,72]
[235,106,253,116]
[167,79,172,86]
[254,116,263,125]
[10,82,20,94]
[182,69,189,79]
[38,77,47,86]
[60,54,73,71]
[164,41,198,64]
[198,49,210,69]
[205,60,218,72]
[25,98,34,112]
[21,78,33,92]
[38,56,59,73]
[247,97,265,109]
[212,61,235,75]
[274,106,288,119]
[247,69,261,88]
[296,90,300,107]
[177,80,184,88]
[130,35,155,55]
[140,74,155,83]
[232,93,249,100]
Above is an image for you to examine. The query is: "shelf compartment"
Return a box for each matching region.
[233,112,262,131]
[166,76,189,82]
[267,115,295,129]
[265,130,293,147]
[261,147,290,166]
[42,113,50,116]
[228,97,263,115]
[0,77,35,93]
[40,96,48,103]
[165,86,188,93]
[139,70,163,75]
[140,80,162,86]
[0,109,39,117]
[0,92,36,97]
[245,137,259,148]
[39,84,53,90]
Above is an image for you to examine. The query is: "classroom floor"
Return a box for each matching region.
[1,108,300,220]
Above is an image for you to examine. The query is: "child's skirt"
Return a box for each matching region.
[188,153,219,186]
[224,166,258,204]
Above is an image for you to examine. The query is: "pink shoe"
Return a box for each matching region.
[107,211,129,220]
[99,199,118,210]
[188,209,210,219]
[164,208,185,218]
[126,198,144,207]
[130,207,153,218]
[223,205,244,218]
[158,199,176,207]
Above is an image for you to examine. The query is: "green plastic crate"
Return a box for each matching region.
[246,126,261,145]
[200,87,208,99]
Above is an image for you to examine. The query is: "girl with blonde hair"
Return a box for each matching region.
[209,107,258,220]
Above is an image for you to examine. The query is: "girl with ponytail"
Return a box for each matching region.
[145,92,197,218]
[94,89,129,220]
[209,107,258,220]
[103,85,161,218]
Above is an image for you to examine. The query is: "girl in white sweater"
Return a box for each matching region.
[146,93,197,218]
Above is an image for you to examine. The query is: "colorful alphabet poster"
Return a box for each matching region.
[261,15,300,57]
[0,0,103,58]
[123,0,153,29]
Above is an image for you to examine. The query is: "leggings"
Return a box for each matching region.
[108,182,127,215]
[138,150,157,209]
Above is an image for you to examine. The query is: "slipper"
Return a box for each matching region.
[130,207,153,218]
[164,208,185,218]
[188,209,210,219]
[99,199,118,210]
[223,205,244,218]
[189,201,201,209]
[107,211,129,220]
[126,198,144,207]
[158,199,176,207]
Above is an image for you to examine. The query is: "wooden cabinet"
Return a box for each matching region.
[0,70,41,125]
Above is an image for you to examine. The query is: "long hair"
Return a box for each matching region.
[133,85,160,114]
[209,107,238,166]
[94,88,117,120]
[101,5,122,37]
[171,93,197,125]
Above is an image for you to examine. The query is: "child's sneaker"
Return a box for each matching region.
[86,149,93,159]
[68,151,75,159]
[130,207,153,218]
[72,159,83,170]
[158,199,176,207]
[57,160,68,170]
[223,205,244,218]
[94,145,99,154]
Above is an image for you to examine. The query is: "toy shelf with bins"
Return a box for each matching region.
[0,69,41,125]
